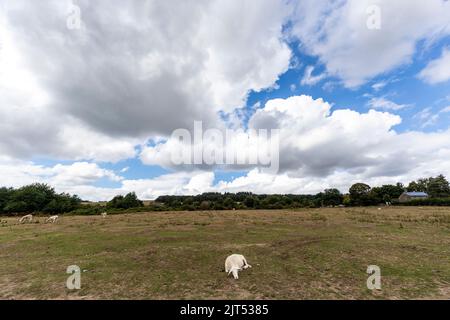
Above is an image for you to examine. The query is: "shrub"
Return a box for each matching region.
[43,194,81,214]
[107,192,143,209]
[0,183,82,215]
[398,198,450,206]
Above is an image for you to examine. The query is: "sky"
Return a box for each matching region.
[0,0,450,201]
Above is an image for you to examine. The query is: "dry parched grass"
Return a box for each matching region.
[0,207,449,300]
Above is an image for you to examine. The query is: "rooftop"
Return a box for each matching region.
[404,192,429,197]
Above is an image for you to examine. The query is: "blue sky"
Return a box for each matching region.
[246,38,450,134]
[1,1,450,200]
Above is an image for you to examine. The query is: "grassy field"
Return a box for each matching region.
[0,207,449,300]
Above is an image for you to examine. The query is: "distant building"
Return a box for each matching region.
[398,192,429,203]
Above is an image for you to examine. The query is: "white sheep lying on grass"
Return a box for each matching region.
[45,215,59,224]
[101,212,107,218]
[19,214,33,224]
[225,254,252,280]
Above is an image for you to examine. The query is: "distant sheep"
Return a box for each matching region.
[101,212,107,218]
[45,215,59,224]
[225,254,252,280]
[19,214,33,224]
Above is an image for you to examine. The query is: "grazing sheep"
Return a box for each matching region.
[225,254,252,280]
[45,215,59,224]
[19,214,33,224]
[101,212,107,218]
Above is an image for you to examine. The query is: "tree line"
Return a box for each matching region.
[0,184,81,215]
[155,174,450,210]
[0,174,449,215]
[0,183,143,216]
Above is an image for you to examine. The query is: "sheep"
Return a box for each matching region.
[225,254,252,280]
[45,215,59,224]
[101,212,107,218]
[19,214,33,224]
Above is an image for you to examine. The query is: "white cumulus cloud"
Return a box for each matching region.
[290,0,450,87]
[367,97,410,111]
[418,47,450,84]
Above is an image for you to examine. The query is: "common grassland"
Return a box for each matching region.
[0,207,449,299]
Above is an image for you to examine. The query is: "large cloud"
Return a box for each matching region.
[2,0,449,163]
[0,0,291,162]
[142,95,450,182]
[290,0,450,87]
[0,156,215,200]
[0,159,122,190]
[250,96,403,175]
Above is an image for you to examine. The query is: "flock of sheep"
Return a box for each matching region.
[18,214,59,224]
[17,212,109,224]
[13,212,252,280]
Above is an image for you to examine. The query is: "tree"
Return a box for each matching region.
[4,200,28,213]
[223,197,235,209]
[199,200,210,210]
[372,183,404,203]
[244,196,256,208]
[342,194,351,206]
[407,178,431,192]
[6,183,56,213]
[406,181,420,192]
[321,188,343,206]
[44,193,81,213]
[407,175,450,198]
[0,183,82,215]
[108,192,143,209]
[0,187,13,213]
[123,192,144,208]
[428,175,450,198]
[349,183,372,206]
